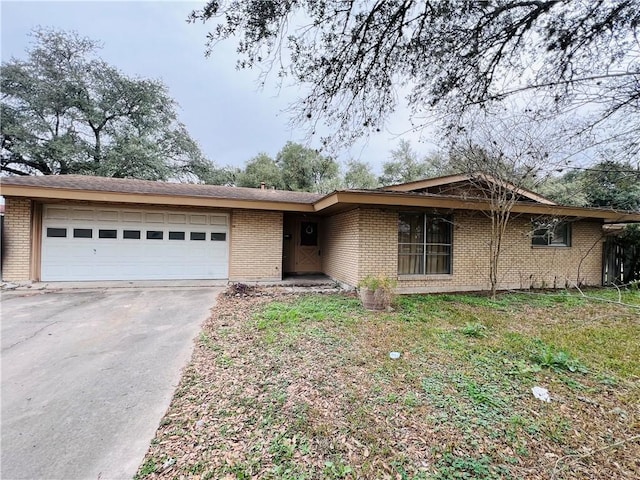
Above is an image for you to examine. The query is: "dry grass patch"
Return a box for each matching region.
[137,288,640,479]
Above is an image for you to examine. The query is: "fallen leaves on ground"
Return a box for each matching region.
[137,289,640,480]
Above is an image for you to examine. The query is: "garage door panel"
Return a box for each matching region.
[41,206,229,281]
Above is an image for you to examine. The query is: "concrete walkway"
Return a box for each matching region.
[1,286,221,480]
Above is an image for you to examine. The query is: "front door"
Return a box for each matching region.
[295,220,321,273]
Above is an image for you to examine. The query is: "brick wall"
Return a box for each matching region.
[358,208,397,279]
[322,209,360,286]
[229,209,283,282]
[496,216,603,290]
[331,208,603,293]
[2,197,32,282]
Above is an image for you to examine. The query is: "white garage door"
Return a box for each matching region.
[41,205,229,281]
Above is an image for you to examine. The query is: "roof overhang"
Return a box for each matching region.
[313,191,640,223]
[3,181,639,223]
[0,184,316,213]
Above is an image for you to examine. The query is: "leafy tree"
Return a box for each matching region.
[236,153,285,189]
[344,159,378,189]
[1,28,215,181]
[579,161,640,211]
[542,161,640,210]
[538,171,589,207]
[204,165,241,186]
[276,142,339,193]
[379,140,451,185]
[190,1,639,157]
[541,161,640,286]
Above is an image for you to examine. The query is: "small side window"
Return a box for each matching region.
[73,228,92,238]
[190,232,206,241]
[99,229,117,239]
[47,228,67,238]
[146,231,163,240]
[211,232,226,241]
[531,221,571,247]
[169,231,185,240]
[123,230,141,239]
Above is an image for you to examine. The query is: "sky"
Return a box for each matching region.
[1,0,438,173]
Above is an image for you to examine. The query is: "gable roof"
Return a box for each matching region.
[381,173,557,205]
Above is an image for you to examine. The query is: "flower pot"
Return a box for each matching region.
[359,288,390,311]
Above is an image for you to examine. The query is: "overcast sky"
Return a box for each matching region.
[1,0,438,173]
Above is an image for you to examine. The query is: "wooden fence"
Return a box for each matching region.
[603,237,640,285]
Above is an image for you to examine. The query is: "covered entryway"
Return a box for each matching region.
[283,214,322,274]
[40,205,228,281]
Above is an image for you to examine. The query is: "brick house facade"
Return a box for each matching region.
[319,207,603,293]
[3,197,32,281]
[2,174,637,290]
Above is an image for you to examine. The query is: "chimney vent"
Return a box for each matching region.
[260,182,266,190]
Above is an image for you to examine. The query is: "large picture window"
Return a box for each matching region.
[398,213,452,275]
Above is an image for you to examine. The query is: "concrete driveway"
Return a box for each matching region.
[1,286,221,480]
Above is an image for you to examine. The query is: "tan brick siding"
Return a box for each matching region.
[321,209,360,286]
[358,208,397,279]
[496,216,603,290]
[327,208,603,293]
[1,195,605,290]
[396,212,603,293]
[2,197,32,281]
[229,209,283,282]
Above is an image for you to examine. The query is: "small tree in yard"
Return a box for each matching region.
[449,115,558,299]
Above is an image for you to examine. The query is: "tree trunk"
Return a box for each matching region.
[92,127,102,166]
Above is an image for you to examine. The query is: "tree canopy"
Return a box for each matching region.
[344,159,378,189]
[1,28,215,181]
[191,1,639,158]
[379,139,453,185]
[542,161,640,210]
[227,142,340,193]
[236,153,285,189]
[276,142,340,193]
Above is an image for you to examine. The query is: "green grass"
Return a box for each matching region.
[254,295,362,344]
[538,322,640,378]
[255,295,363,327]
[134,459,156,479]
[396,290,640,378]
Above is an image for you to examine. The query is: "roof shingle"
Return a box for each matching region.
[0,175,323,204]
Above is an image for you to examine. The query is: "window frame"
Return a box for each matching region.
[398,213,453,276]
[123,230,141,239]
[146,230,164,240]
[46,227,67,238]
[98,229,117,239]
[531,221,571,247]
[73,228,93,239]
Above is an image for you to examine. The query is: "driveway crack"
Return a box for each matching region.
[3,319,63,352]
